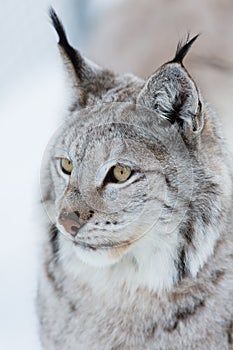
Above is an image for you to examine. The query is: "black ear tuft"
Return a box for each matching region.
[49,7,85,84]
[172,34,199,64]
[48,7,116,110]
[49,7,70,48]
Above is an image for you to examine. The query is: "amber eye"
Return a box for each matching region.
[113,165,131,183]
[60,158,73,175]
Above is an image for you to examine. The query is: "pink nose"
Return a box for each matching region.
[58,211,85,236]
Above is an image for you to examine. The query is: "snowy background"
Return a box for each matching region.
[1,1,232,349]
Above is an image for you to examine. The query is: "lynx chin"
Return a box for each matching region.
[37,8,233,350]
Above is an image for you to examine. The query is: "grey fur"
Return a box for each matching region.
[37,10,233,350]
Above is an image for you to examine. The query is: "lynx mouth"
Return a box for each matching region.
[72,226,150,252]
[73,239,131,251]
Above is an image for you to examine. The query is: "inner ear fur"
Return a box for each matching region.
[137,35,203,134]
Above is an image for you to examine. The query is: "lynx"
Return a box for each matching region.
[37,8,233,350]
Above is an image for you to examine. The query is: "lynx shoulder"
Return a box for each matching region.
[37,9,233,350]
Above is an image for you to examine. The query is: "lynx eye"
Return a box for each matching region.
[102,164,133,185]
[113,165,131,183]
[60,158,73,175]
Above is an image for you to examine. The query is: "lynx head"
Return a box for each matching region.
[41,9,231,292]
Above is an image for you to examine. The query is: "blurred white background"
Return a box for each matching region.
[0,0,232,349]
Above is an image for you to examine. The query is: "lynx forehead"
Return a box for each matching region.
[37,8,233,350]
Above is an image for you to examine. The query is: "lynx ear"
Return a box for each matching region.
[137,35,203,134]
[49,8,114,108]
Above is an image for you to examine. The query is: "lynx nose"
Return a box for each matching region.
[58,211,85,236]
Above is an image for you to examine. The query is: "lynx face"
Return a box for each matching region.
[42,103,193,268]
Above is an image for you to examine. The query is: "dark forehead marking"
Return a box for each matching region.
[75,121,169,159]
